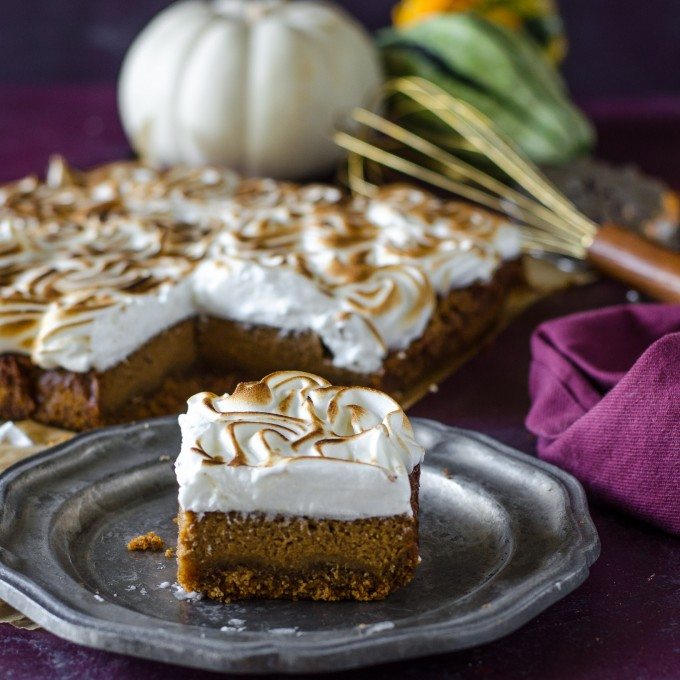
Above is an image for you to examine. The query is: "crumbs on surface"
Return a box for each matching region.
[165,547,176,559]
[127,531,165,552]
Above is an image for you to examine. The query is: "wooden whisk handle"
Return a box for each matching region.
[586,223,680,303]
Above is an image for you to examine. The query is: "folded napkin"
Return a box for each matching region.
[526,303,680,534]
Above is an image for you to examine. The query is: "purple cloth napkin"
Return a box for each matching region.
[526,303,680,534]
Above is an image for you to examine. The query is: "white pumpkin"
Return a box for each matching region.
[118,0,382,180]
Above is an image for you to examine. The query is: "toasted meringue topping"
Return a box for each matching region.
[175,372,425,519]
[0,158,521,373]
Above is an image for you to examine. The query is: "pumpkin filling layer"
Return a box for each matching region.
[177,510,420,602]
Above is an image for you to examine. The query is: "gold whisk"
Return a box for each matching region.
[334,77,680,303]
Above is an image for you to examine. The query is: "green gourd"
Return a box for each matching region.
[378,14,595,166]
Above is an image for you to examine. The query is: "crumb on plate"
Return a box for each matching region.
[127,531,165,552]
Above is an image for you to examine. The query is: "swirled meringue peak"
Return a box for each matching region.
[175,372,425,519]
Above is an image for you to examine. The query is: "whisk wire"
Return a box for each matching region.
[334,76,599,260]
[349,107,591,244]
[392,78,596,239]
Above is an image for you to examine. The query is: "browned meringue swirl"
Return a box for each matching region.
[0,157,520,372]
[183,371,421,472]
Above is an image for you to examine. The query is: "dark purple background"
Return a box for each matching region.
[1,0,680,98]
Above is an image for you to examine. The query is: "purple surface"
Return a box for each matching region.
[0,87,679,679]
[526,304,680,534]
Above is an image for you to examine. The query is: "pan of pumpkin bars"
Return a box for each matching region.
[0,370,599,674]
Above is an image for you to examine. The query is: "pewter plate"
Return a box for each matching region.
[0,417,599,674]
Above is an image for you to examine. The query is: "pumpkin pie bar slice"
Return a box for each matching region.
[175,371,424,602]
